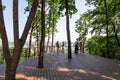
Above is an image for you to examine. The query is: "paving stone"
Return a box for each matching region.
[0,53,120,80]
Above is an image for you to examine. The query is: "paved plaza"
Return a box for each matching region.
[0,53,120,80]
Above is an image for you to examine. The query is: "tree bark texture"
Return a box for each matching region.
[38,0,45,68]
[103,0,110,58]
[0,0,39,79]
[65,0,72,59]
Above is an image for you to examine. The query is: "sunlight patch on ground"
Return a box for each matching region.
[72,69,100,75]
[101,75,116,80]
[57,67,70,72]
[89,71,100,75]
[78,69,88,74]
[16,74,27,79]
[57,67,88,74]
[113,72,119,76]
[16,74,47,80]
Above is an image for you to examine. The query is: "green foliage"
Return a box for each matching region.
[24,0,33,13]
[58,0,78,17]
[25,0,62,44]
[0,53,4,64]
[75,0,120,60]
[85,35,105,55]
[85,35,120,60]
[75,13,89,42]
[84,0,120,36]
[20,49,28,60]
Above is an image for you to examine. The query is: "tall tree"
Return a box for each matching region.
[38,0,45,68]
[76,0,120,57]
[47,0,60,53]
[103,0,110,58]
[0,0,38,79]
[46,10,51,53]
[65,0,71,59]
[28,22,34,58]
[59,0,77,59]
[75,14,89,53]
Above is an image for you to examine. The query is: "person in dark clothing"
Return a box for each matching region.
[61,41,64,53]
[79,42,83,54]
[74,41,79,53]
[56,41,59,53]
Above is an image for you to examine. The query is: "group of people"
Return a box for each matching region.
[55,41,83,54]
[56,41,65,53]
[74,41,83,54]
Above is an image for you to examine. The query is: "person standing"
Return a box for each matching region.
[74,41,79,53]
[80,42,83,54]
[56,41,59,53]
[61,41,64,53]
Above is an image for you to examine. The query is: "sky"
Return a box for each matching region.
[2,0,93,42]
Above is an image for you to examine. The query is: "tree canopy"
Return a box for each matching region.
[75,0,120,59]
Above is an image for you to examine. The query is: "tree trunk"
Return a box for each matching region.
[103,0,110,58]
[28,25,34,58]
[5,48,22,80]
[0,0,12,79]
[5,0,21,79]
[46,35,50,53]
[46,9,51,53]
[0,0,38,79]
[38,0,45,68]
[51,21,55,53]
[83,38,86,53]
[65,0,72,59]
[36,24,39,55]
[50,8,55,53]
[0,0,11,64]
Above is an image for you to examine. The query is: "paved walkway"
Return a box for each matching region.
[0,53,120,80]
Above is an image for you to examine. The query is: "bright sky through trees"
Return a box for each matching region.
[2,0,93,42]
